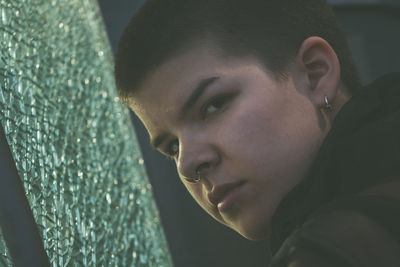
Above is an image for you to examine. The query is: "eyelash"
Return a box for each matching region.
[164,93,235,159]
[166,140,179,159]
[201,93,233,119]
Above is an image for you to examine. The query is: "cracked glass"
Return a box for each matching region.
[0,0,172,266]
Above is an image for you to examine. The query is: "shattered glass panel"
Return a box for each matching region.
[0,0,172,266]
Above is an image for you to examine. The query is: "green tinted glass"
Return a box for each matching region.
[0,0,172,266]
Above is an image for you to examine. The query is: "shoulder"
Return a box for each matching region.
[270,194,400,267]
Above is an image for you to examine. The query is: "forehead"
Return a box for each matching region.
[130,39,268,102]
[129,41,252,118]
[128,41,219,132]
[128,39,274,145]
[133,40,226,97]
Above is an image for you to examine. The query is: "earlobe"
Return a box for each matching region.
[296,36,341,109]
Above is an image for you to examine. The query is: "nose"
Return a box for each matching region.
[177,134,219,183]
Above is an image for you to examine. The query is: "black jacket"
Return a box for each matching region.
[269,73,400,267]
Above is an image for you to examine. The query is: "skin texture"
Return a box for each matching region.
[129,37,349,240]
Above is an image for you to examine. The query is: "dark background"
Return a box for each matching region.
[97,1,400,266]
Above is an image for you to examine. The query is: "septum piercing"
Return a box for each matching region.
[194,169,202,182]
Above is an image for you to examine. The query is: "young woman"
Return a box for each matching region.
[115,0,400,265]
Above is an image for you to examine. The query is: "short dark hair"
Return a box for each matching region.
[115,0,361,103]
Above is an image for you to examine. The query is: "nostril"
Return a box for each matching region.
[196,162,211,174]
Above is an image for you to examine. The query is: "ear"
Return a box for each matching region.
[294,36,341,109]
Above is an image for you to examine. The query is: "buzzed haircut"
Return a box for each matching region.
[115,0,361,103]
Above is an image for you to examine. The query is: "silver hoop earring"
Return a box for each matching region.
[324,96,333,112]
[194,169,202,182]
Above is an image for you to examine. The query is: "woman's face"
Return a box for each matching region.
[130,41,329,240]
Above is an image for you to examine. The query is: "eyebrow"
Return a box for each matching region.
[180,76,220,116]
[150,76,220,150]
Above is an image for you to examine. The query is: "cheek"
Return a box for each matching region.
[184,182,228,223]
[184,182,215,212]
[215,101,277,158]
[215,94,321,180]
[185,182,202,199]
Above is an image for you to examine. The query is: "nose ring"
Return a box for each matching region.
[194,169,202,182]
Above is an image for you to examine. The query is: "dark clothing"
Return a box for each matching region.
[269,73,400,267]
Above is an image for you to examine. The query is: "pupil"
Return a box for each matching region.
[207,98,224,113]
[207,104,218,113]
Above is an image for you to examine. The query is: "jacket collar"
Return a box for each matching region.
[269,73,400,254]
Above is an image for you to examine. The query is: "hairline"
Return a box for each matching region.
[120,34,292,105]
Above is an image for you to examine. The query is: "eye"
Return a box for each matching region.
[201,94,232,118]
[167,140,179,157]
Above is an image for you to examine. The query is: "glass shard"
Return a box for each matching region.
[0,0,172,266]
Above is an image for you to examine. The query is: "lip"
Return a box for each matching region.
[207,181,246,212]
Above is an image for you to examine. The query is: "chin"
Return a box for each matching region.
[238,228,269,241]
[234,219,271,241]
[220,197,276,240]
[235,206,276,241]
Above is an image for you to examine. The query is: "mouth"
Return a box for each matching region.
[207,181,246,212]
